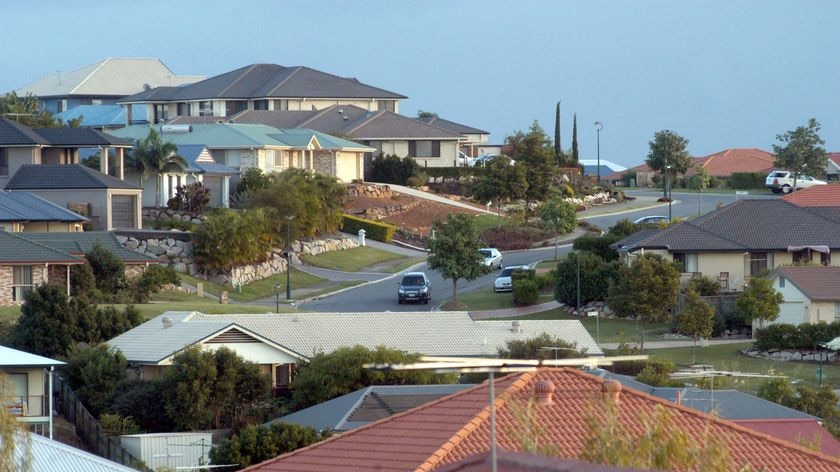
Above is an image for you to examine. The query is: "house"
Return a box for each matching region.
[0,230,156,305]
[613,199,840,291]
[767,266,840,325]
[5,164,142,230]
[579,159,626,179]
[270,384,475,433]
[0,190,88,232]
[686,148,777,178]
[108,123,373,184]
[170,104,467,169]
[116,63,407,124]
[783,183,840,208]
[14,57,203,115]
[0,118,133,187]
[242,368,840,472]
[0,345,64,437]
[107,311,602,394]
[415,115,490,157]
[438,452,655,472]
[826,153,840,181]
[13,431,138,471]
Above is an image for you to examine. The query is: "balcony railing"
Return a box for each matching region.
[2,395,48,418]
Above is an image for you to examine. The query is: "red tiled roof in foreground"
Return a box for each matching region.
[244,369,840,472]
[437,451,655,472]
[687,148,776,178]
[783,183,840,207]
[734,419,840,457]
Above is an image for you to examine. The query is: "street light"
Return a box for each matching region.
[286,215,294,300]
[274,282,281,314]
[665,164,673,221]
[575,251,581,316]
[594,122,603,185]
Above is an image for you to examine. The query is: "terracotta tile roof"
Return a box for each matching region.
[686,148,776,178]
[772,266,840,301]
[734,419,840,457]
[243,369,840,472]
[437,451,655,472]
[783,183,840,207]
[828,152,840,167]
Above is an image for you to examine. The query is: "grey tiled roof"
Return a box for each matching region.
[772,266,840,301]
[107,311,602,364]
[5,165,141,190]
[17,231,156,263]
[0,191,88,223]
[33,128,132,147]
[120,64,406,102]
[0,231,81,264]
[344,111,464,139]
[117,86,182,102]
[416,115,489,135]
[616,199,840,252]
[0,118,50,145]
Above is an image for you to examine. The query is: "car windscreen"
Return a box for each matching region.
[402,276,425,286]
[499,268,516,277]
[479,250,492,257]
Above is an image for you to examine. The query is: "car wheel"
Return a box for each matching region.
[398,299,403,304]
[782,184,791,194]
[771,188,781,194]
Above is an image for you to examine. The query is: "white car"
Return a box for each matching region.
[765,171,826,194]
[494,265,530,293]
[634,215,670,225]
[458,151,475,167]
[470,154,516,167]
[480,248,503,269]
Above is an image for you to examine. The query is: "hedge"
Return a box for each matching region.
[426,167,485,180]
[754,321,840,352]
[725,172,766,189]
[341,214,397,242]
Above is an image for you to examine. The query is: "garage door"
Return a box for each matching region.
[777,301,806,325]
[204,177,224,207]
[111,195,136,229]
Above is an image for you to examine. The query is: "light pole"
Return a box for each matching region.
[666,164,673,221]
[274,282,281,314]
[286,215,294,300]
[576,251,581,316]
[594,122,603,185]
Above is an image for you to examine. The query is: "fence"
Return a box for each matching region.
[55,376,150,471]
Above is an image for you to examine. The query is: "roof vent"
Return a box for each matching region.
[511,320,522,333]
[338,108,344,114]
[162,316,173,329]
[342,115,349,121]
[534,379,555,405]
[161,124,193,134]
[602,380,622,403]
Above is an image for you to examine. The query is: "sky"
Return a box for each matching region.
[2,0,839,168]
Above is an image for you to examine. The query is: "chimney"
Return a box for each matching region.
[602,380,622,403]
[534,379,555,405]
[511,320,522,333]
[675,389,681,405]
[162,316,173,329]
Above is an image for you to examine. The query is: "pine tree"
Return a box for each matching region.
[571,114,579,165]
[554,101,564,165]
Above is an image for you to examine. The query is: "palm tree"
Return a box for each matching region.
[131,128,187,207]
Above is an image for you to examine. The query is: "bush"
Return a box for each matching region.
[167,181,211,212]
[133,265,181,303]
[535,271,555,291]
[512,278,538,305]
[340,214,397,242]
[405,172,428,187]
[109,380,175,432]
[86,243,127,295]
[754,321,840,351]
[685,276,720,296]
[99,413,140,436]
[150,217,195,231]
[572,234,623,261]
[70,264,96,298]
[236,167,273,196]
[479,224,550,250]
[370,153,422,185]
[210,423,330,469]
[62,344,127,416]
[725,172,766,189]
[426,167,484,180]
[612,357,675,383]
[193,208,275,273]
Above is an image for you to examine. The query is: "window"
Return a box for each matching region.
[409,140,440,158]
[80,99,92,105]
[273,99,289,111]
[779,276,785,288]
[253,100,269,110]
[748,252,768,276]
[0,148,8,176]
[225,100,248,116]
[673,253,698,273]
[835,302,840,320]
[177,103,189,116]
[56,99,67,113]
[91,99,102,105]
[377,100,396,112]
[154,104,168,123]
[12,266,33,302]
[199,101,214,116]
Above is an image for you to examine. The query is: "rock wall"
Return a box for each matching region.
[118,234,199,275]
[142,208,207,225]
[346,183,392,199]
[564,191,617,209]
[742,348,838,362]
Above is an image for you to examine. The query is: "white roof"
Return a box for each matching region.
[0,345,65,367]
[15,57,204,97]
[107,311,602,363]
[15,433,136,472]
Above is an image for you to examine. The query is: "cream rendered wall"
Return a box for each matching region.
[0,367,47,418]
[334,151,363,181]
[697,253,748,290]
[811,302,836,323]
[20,222,76,232]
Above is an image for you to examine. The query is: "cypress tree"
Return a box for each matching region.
[571,113,579,165]
[554,101,564,165]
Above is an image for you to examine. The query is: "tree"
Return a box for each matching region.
[646,130,691,199]
[554,251,618,307]
[235,168,273,197]
[290,345,458,409]
[210,422,329,470]
[416,109,438,120]
[108,380,175,432]
[554,101,564,164]
[85,243,126,295]
[0,91,63,128]
[9,285,76,358]
[773,118,827,192]
[498,333,586,359]
[427,213,486,301]
[472,156,527,227]
[131,128,186,207]
[0,372,32,472]
[676,290,715,364]
[507,121,556,213]
[62,344,127,416]
[687,165,710,216]
[570,114,579,165]
[735,276,783,329]
[538,195,577,260]
[369,153,422,185]
[608,254,680,325]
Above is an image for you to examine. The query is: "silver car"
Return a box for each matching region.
[480,248,503,269]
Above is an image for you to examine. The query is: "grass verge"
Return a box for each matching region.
[301,246,403,272]
[497,308,671,344]
[180,269,324,302]
[455,288,554,311]
[385,257,427,273]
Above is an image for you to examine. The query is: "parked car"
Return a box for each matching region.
[765,171,827,194]
[397,271,432,304]
[634,215,670,225]
[470,154,516,167]
[480,248,503,269]
[458,151,475,167]
[494,265,529,293]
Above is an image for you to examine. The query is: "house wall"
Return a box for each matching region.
[0,264,49,306]
[0,366,47,420]
[21,189,109,230]
[0,147,39,188]
[335,151,363,181]
[811,302,837,323]
[18,222,81,232]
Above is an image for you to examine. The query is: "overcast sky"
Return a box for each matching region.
[2,0,838,167]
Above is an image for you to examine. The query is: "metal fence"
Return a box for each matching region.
[55,376,150,471]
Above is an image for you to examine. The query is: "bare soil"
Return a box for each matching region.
[345,192,481,239]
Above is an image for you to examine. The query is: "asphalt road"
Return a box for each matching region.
[299,190,780,313]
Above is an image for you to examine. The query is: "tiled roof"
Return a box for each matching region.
[828,152,840,167]
[17,231,156,263]
[438,452,656,472]
[119,64,406,102]
[617,199,840,253]
[783,184,840,207]
[33,127,132,147]
[734,419,840,457]
[0,231,82,264]
[107,311,602,364]
[687,148,776,178]
[5,164,140,190]
[772,266,840,301]
[245,369,840,472]
[0,191,88,223]
[416,116,489,135]
[0,118,50,146]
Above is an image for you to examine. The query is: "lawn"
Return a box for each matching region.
[647,342,840,389]
[536,260,560,270]
[455,288,554,311]
[385,257,427,273]
[474,213,509,233]
[180,269,325,302]
[301,246,404,272]
[499,308,672,344]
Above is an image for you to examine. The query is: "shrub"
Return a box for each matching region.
[405,172,428,187]
[572,234,623,261]
[150,217,195,231]
[193,208,275,273]
[236,167,273,196]
[167,181,211,212]
[685,275,720,296]
[512,278,538,305]
[340,214,397,242]
[86,243,127,295]
[132,265,181,303]
[725,172,766,189]
[62,344,127,416]
[210,423,330,469]
[480,224,550,250]
[754,321,840,351]
[426,167,484,180]
[99,413,140,436]
[370,153,422,185]
[109,380,175,432]
[535,271,555,291]
[70,263,96,298]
